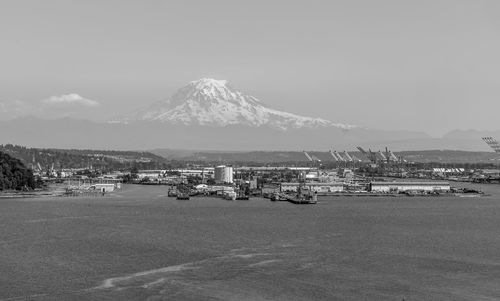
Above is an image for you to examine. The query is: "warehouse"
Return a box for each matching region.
[369,181,450,193]
[280,182,344,193]
[93,183,116,192]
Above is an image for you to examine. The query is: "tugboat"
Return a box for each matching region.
[270,192,287,202]
[176,192,190,200]
[235,185,250,200]
[287,194,316,204]
[287,185,317,204]
[167,187,178,197]
[223,191,237,201]
[235,193,250,200]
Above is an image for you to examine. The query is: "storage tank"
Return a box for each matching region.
[214,165,233,184]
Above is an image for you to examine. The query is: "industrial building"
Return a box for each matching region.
[93,183,116,192]
[280,182,344,193]
[137,170,166,180]
[369,181,450,193]
[214,165,234,184]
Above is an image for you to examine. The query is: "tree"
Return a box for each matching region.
[0,151,35,191]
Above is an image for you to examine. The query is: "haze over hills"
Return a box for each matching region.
[0,116,431,150]
[0,78,497,152]
[443,129,500,141]
[150,149,500,164]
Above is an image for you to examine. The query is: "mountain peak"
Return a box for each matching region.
[172,78,241,105]
[190,78,228,88]
[114,79,354,130]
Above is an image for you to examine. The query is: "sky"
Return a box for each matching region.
[1,0,499,137]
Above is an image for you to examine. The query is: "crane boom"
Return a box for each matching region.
[303,151,314,162]
[311,155,321,162]
[357,146,367,154]
[334,151,346,162]
[482,137,500,153]
[378,150,387,161]
[389,151,399,162]
[329,150,340,161]
[357,147,378,163]
[343,151,353,162]
[368,149,377,163]
[351,154,362,162]
[357,146,373,162]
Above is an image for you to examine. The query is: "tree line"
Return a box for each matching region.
[0,144,171,171]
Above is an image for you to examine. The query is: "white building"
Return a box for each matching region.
[369,181,450,193]
[214,166,234,184]
[280,182,344,193]
[137,170,165,180]
[194,184,209,193]
[93,183,116,192]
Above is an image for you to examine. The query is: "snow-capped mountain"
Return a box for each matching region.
[115,78,353,130]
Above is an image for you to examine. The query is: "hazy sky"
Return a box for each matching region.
[1,0,499,136]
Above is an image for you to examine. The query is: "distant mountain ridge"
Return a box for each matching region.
[0,116,497,151]
[443,129,500,140]
[114,78,353,130]
[150,149,500,164]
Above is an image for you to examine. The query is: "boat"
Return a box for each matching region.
[236,194,250,201]
[222,191,237,201]
[286,194,317,204]
[167,187,178,197]
[176,192,190,200]
[286,185,317,204]
[270,192,287,202]
[235,192,250,200]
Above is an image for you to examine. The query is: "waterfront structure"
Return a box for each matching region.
[280,182,344,193]
[137,170,166,180]
[93,183,116,192]
[214,165,234,184]
[174,168,214,177]
[369,181,450,193]
[433,168,466,174]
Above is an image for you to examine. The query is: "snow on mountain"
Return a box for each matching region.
[115,78,354,130]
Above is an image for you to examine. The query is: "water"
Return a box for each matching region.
[1,184,500,300]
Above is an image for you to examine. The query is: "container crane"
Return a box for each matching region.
[303,151,321,164]
[303,151,320,180]
[334,151,346,162]
[329,150,341,162]
[482,137,500,153]
[303,151,314,162]
[357,146,377,163]
[311,155,321,163]
[377,150,387,162]
[388,150,399,162]
[351,154,362,162]
[342,151,353,162]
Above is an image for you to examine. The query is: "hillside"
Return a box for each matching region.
[0,144,169,171]
[0,151,35,190]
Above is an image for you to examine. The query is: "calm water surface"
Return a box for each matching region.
[1,184,500,300]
